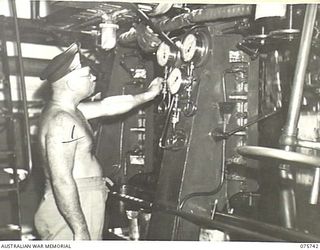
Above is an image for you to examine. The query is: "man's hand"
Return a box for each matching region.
[146,77,163,98]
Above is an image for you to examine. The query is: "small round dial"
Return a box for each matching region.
[182,33,197,62]
[156,42,171,67]
[167,68,182,94]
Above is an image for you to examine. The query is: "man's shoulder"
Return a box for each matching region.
[43,108,76,128]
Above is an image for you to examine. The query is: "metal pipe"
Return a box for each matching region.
[1,16,98,37]
[179,119,227,210]
[278,4,318,229]
[126,3,180,52]
[310,167,320,204]
[30,0,40,19]
[161,5,252,32]
[120,87,126,181]
[154,203,320,242]
[221,72,227,102]
[297,139,320,151]
[10,0,33,175]
[178,138,226,210]
[119,5,252,44]
[283,5,317,138]
[108,191,320,241]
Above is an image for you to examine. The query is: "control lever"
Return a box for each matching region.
[237,41,259,60]
[211,109,281,141]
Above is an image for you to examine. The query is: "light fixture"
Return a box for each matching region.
[99,14,119,51]
[255,4,287,20]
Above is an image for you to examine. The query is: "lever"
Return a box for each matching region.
[211,109,281,141]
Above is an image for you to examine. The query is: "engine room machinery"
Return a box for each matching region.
[1,1,320,242]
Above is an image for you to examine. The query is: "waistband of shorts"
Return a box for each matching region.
[44,176,111,194]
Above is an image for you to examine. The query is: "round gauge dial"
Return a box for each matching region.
[182,33,197,62]
[167,68,182,94]
[156,42,171,67]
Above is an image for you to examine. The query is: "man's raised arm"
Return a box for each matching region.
[78,77,163,120]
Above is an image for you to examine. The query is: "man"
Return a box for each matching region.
[34,43,163,240]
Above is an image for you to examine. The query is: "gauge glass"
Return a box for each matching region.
[167,68,182,94]
[156,42,171,66]
[182,33,197,62]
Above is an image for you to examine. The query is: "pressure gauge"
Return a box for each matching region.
[181,28,212,67]
[156,42,171,67]
[167,68,182,94]
[156,41,182,67]
[182,33,197,62]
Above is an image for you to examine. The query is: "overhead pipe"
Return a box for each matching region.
[119,4,252,44]
[126,3,180,51]
[0,16,99,37]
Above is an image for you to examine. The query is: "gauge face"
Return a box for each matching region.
[182,33,197,62]
[167,68,182,94]
[156,42,171,66]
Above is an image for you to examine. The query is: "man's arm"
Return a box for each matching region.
[45,112,90,240]
[78,77,163,120]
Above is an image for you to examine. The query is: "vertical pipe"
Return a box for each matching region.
[283,4,317,137]
[0,16,21,236]
[30,0,37,19]
[120,86,126,181]
[10,0,33,175]
[279,4,317,229]
[310,167,320,205]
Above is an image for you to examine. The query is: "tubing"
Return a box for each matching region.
[119,5,253,44]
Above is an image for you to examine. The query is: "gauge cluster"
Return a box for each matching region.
[156,27,211,68]
[155,26,211,101]
[155,28,210,152]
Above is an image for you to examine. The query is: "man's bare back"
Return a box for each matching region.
[39,102,102,183]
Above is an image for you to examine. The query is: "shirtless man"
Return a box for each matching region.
[34,43,162,240]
